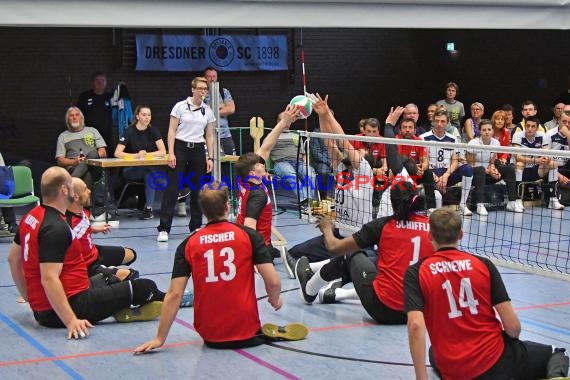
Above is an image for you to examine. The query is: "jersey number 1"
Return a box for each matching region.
[204,247,236,283]
[441,278,480,319]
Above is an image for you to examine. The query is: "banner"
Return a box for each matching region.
[136,34,288,71]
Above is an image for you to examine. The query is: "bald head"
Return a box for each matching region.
[41,167,73,203]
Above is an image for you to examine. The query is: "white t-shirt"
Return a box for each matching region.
[467,137,500,168]
[170,98,215,143]
[334,156,375,230]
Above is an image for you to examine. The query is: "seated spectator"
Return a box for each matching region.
[420,110,475,215]
[55,107,108,221]
[462,102,484,142]
[417,104,438,133]
[7,167,164,338]
[501,103,517,134]
[270,117,317,203]
[114,105,166,220]
[512,115,564,210]
[395,118,436,210]
[310,127,333,199]
[511,100,546,138]
[403,103,426,136]
[466,119,521,214]
[546,111,570,188]
[0,151,30,234]
[544,102,565,131]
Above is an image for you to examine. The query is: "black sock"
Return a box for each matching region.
[130,278,164,305]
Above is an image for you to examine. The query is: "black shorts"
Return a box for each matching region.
[204,331,266,349]
[347,252,406,325]
[522,165,541,181]
[429,333,553,379]
[33,282,132,328]
[87,245,126,277]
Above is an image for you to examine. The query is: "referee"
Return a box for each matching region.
[157,77,215,242]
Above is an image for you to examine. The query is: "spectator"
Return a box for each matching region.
[544,102,565,131]
[55,106,107,221]
[204,67,236,155]
[512,100,546,137]
[115,105,166,220]
[436,82,465,129]
[462,102,484,142]
[76,72,114,152]
[546,111,570,188]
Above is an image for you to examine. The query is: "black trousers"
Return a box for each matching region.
[472,163,517,203]
[158,140,207,233]
[33,282,132,328]
[321,252,406,325]
[429,333,553,379]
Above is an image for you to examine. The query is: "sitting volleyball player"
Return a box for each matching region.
[296,97,434,313]
[135,182,308,352]
[233,104,300,260]
[286,94,379,276]
[405,208,568,379]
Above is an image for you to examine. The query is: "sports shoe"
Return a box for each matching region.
[261,323,309,341]
[114,301,163,323]
[506,200,524,213]
[460,205,472,216]
[548,197,565,210]
[295,256,316,304]
[157,231,168,242]
[318,280,342,304]
[281,249,296,279]
[90,211,109,222]
[176,201,187,217]
[515,199,526,211]
[177,188,191,201]
[140,207,153,220]
[476,203,488,216]
[180,289,194,307]
[8,223,18,234]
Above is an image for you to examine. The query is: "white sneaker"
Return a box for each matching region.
[157,231,168,242]
[506,200,524,213]
[476,204,488,216]
[176,202,187,217]
[460,205,472,216]
[548,197,565,210]
[90,212,108,222]
[515,199,525,211]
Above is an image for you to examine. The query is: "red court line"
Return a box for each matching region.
[514,300,570,311]
[2,302,567,369]
[0,340,202,368]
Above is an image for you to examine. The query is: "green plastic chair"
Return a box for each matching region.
[0,166,40,208]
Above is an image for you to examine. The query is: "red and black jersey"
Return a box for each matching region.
[15,205,89,312]
[396,134,428,164]
[405,249,510,380]
[353,214,433,311]
[236,183,272,246]
[171,220,272,343]
[66,209,98,267]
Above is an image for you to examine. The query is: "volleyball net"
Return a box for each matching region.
[294,130,570,278]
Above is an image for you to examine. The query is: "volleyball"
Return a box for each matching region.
[289,95,313,119]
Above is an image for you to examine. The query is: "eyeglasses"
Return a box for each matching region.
[194,86,208,91]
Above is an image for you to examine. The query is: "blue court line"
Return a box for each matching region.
[520,317,570,337]
[0,311,83,379]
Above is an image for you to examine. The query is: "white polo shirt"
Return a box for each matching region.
[170,98,215,143]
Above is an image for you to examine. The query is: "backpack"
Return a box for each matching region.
[0,166,15,199]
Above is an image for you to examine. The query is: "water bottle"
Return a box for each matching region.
[180,289,194,307]
[232,148,236,156]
